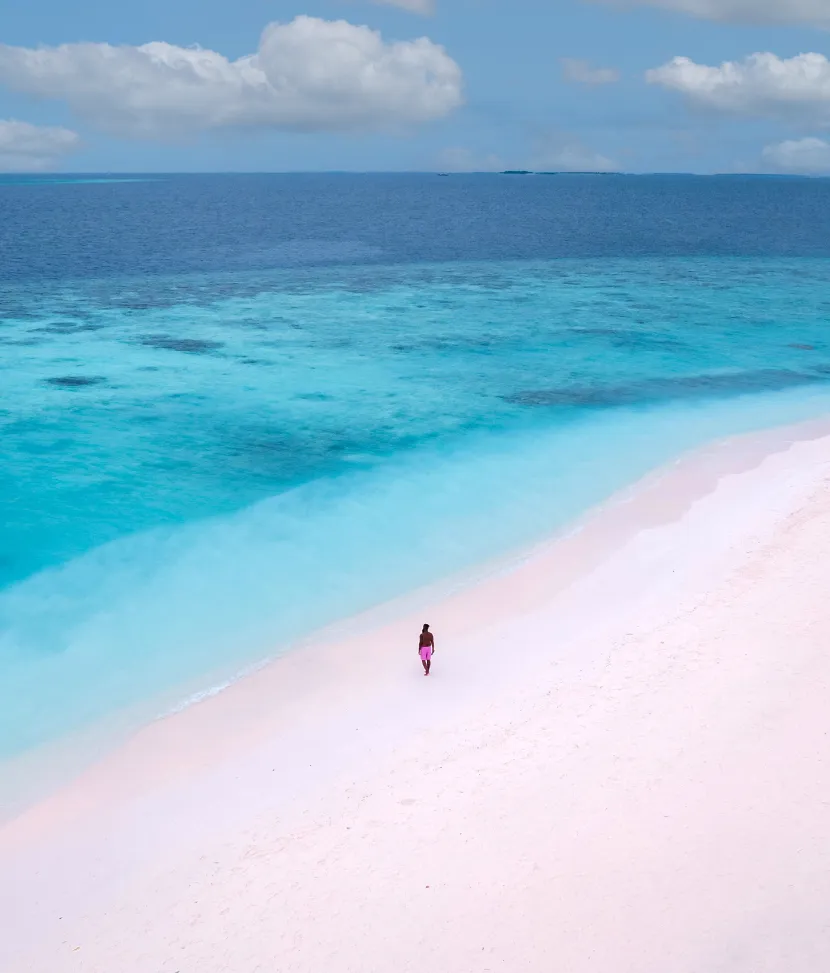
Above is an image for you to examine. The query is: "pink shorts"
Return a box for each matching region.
[419,645,433,661]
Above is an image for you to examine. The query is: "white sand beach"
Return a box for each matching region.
[2,420,830,973]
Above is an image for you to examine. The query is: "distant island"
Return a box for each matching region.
[493,171,814,178]
[500,170,623,176]
[435,170,624,176]
[430,170,820,178]
[434,170,625,177]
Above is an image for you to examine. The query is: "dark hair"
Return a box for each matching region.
[422,623,429,631]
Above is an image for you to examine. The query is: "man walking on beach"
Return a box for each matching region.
[418,624,435,675]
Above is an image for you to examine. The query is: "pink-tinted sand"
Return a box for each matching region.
[2,419,830,972]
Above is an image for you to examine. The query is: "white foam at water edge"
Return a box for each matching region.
[163,659,272,717]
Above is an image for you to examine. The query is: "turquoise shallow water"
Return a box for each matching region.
[4,256,830,758]
[4,174,830,764]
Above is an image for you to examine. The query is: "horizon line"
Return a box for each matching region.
[1,170,828,179]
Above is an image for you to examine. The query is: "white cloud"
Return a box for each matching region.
[0,119,79,171]
[0,16,463,139]
[531,135,618,172]
[561,58,620,85]
[762,136,830,173]
[371,0,434,14]
[646,53,830,124]
[597,0,830,26]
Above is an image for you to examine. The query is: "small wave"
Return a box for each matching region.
[162,658,270,717]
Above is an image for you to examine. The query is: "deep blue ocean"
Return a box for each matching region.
[5,172,830,764]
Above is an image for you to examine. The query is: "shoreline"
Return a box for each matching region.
[2,411,826,824]
[4,415,830,970]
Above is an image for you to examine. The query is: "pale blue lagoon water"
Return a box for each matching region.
[4,174,830,761]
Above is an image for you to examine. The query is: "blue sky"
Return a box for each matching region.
[1,0,830,172]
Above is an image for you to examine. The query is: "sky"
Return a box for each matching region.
[1,0,830,173]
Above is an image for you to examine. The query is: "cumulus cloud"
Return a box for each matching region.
[646,53,830,124]
[561,58,620,85]
[0,119,79,171]
[597,0,830,26]
[0,16,463,139]
[762,136,830,173]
